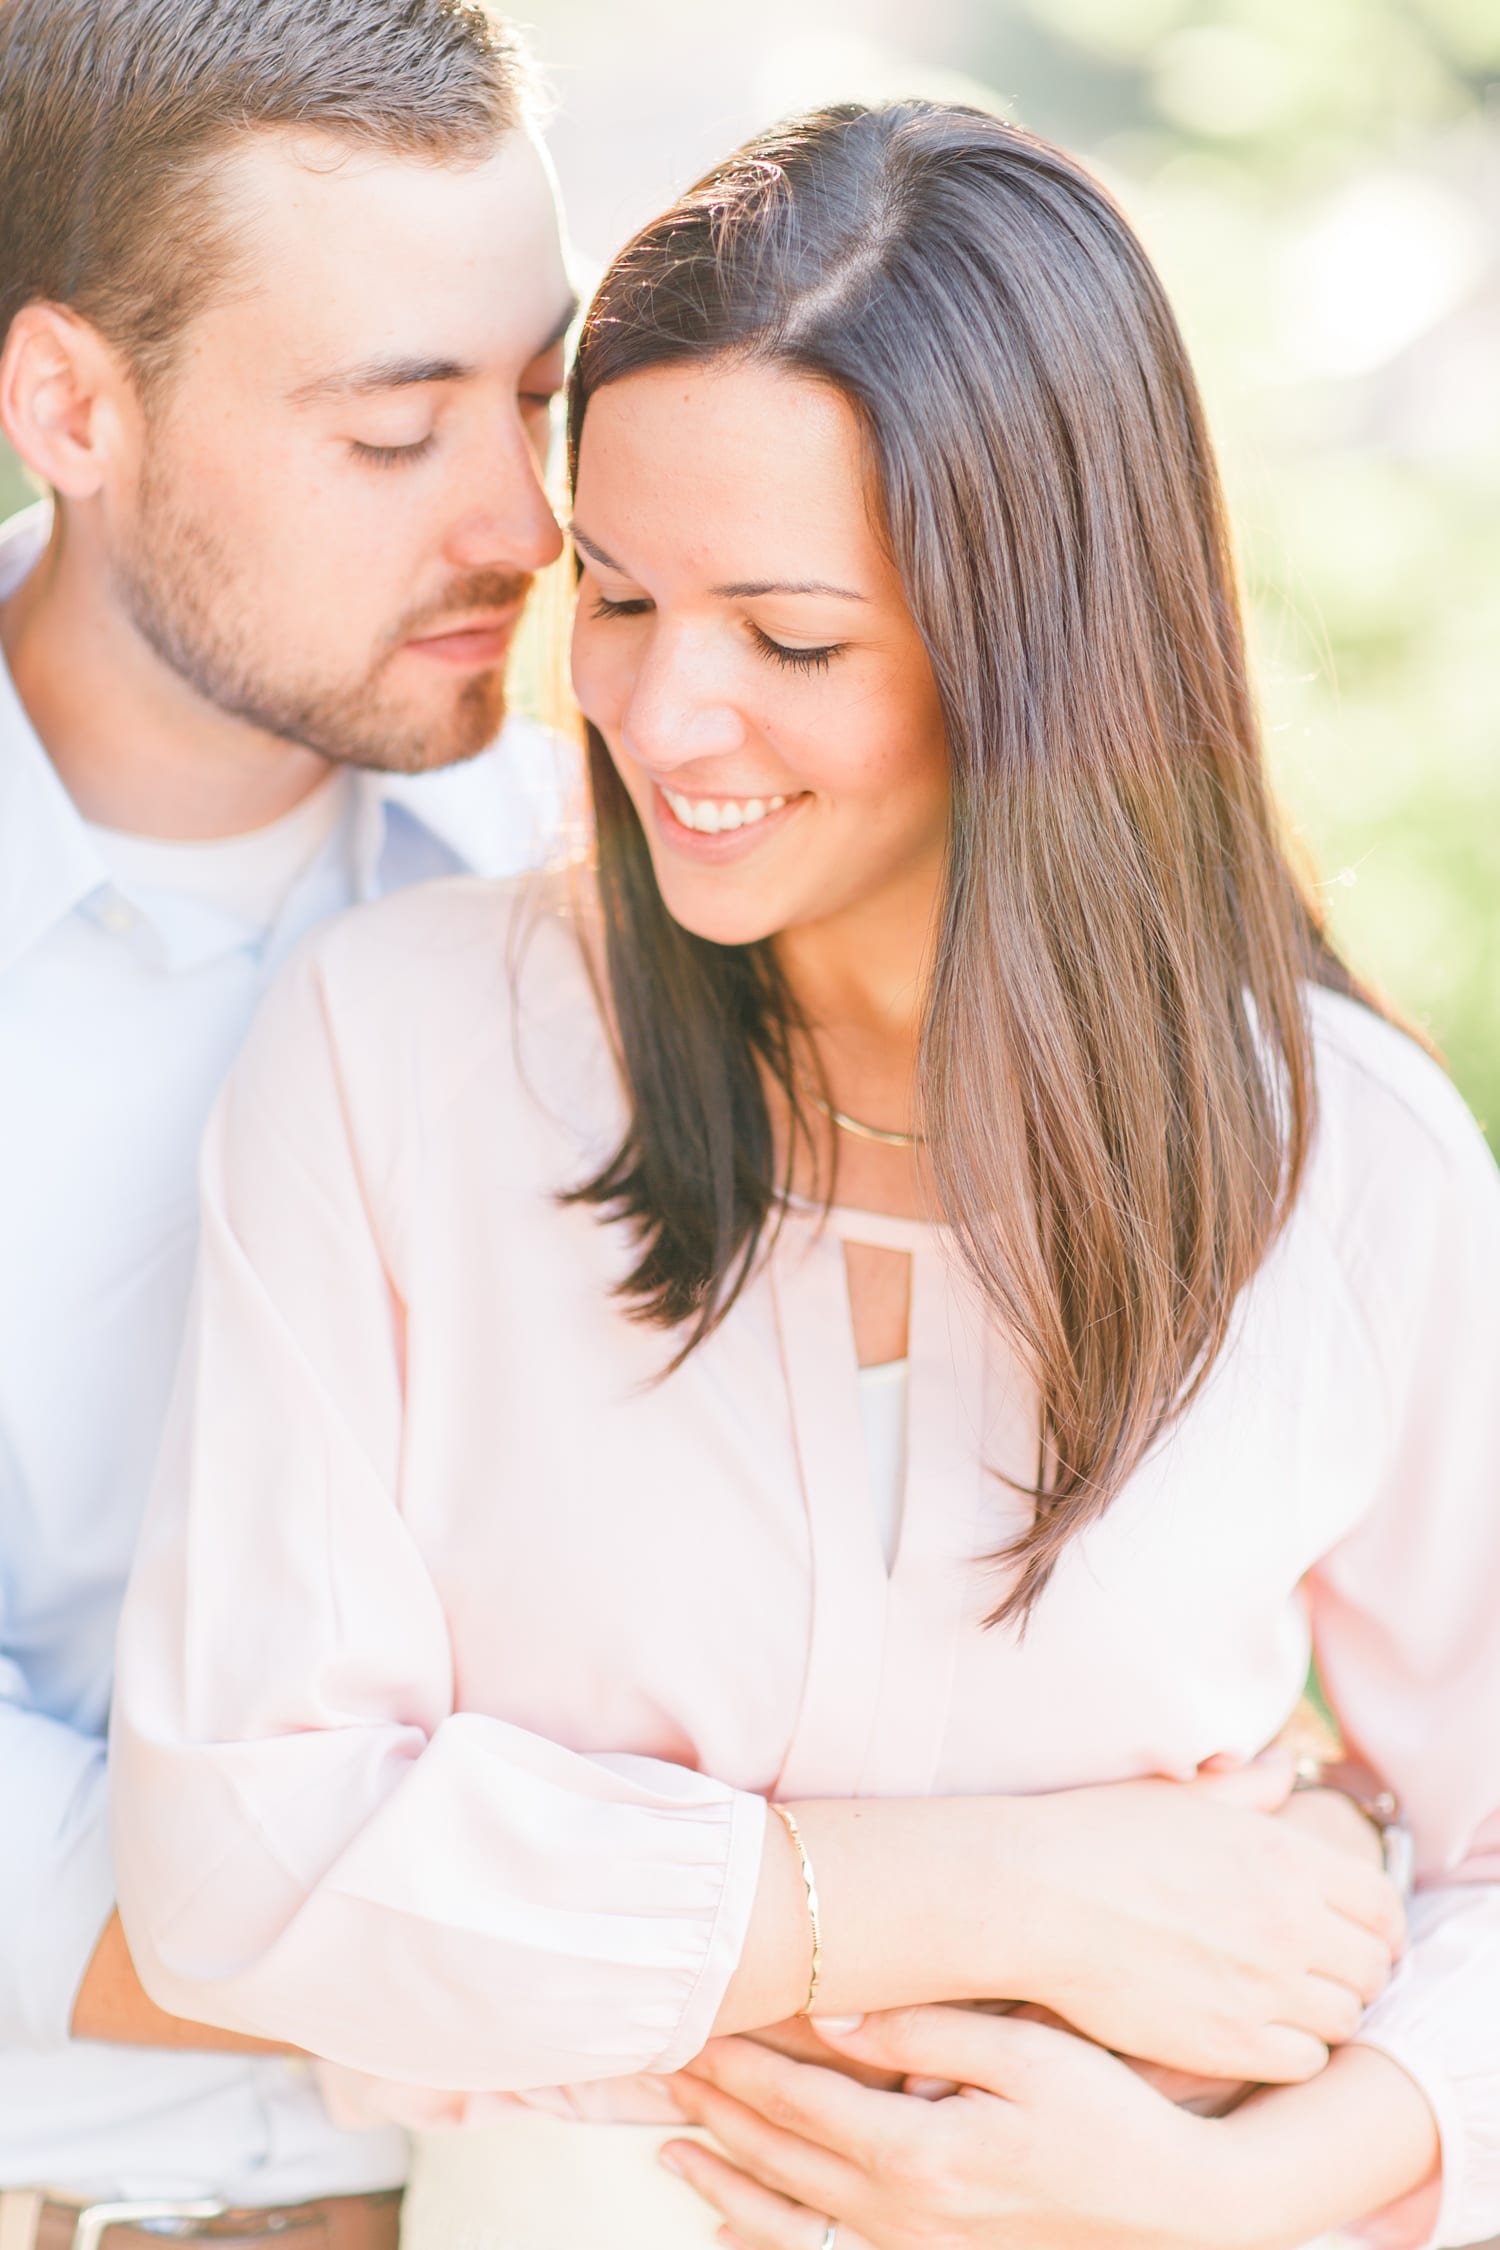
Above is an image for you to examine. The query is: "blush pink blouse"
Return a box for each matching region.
[112,876,1500,2250]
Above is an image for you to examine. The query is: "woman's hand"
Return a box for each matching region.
[664,2010,1241,2250]
[741,1778,1395,2121]
[717,1758,1401,2070]
[1006,1752,1405,2082]
[1125,1778,1393,2114]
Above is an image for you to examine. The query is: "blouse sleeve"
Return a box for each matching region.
[1305,1020,1500,2250]
[109,938,766,2091]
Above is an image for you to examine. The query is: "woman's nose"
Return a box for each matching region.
[620,628,748,771]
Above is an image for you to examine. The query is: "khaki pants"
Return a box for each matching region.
[402,2117,721,2250]
[401,2122,1407,2250]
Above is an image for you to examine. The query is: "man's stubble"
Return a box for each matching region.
[113,451,527,775]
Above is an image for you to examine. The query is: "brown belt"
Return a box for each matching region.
[23,2191,401,2250]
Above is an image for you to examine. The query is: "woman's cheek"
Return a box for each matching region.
[569,624,624,732]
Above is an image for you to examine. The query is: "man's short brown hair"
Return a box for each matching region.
[0,0,528,380]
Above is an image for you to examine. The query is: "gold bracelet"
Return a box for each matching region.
[770,1802,823,2016]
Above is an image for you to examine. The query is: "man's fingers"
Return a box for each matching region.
[1126,2056,1251,2115]
[671,2067,861,2218]
[749,2019,906,2093]
[659,2138,858,2250]
[814,2002,1059,2095]
[688,2035,912,2170]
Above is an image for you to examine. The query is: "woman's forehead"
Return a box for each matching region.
[574,362,892,592]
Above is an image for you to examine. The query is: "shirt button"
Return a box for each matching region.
[101,900,135,935]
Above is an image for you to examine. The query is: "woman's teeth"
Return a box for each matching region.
[662,790,789,835]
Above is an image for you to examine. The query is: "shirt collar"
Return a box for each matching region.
[0,505,114,977]
[363,719,571,896]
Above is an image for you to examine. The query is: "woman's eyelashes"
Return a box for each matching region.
[748,623,841,674]
[589,591,843,673]
[590,591,654,621]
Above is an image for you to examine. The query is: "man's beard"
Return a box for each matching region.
[113,461,531,774]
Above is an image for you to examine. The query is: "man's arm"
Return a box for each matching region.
[0,1661,281,2053]
[72,1911,287,2052]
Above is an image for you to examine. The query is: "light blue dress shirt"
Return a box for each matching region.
[0,504,570,2202]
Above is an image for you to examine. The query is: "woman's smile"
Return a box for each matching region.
[652,781,806,859]
[659,786,792,834]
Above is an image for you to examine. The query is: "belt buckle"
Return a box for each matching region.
[70,2203,227,2250]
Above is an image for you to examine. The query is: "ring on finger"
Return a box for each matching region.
[818,2227,839,2250]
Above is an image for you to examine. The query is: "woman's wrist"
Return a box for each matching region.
[809,1795,1036,2011]
[714,1799,824,2034]
[719,1796,1040,2029]
[982,1791,1078,2005]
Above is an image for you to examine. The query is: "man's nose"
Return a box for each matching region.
[445,420,564,575]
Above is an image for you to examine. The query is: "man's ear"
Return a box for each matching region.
[0,304,137,501]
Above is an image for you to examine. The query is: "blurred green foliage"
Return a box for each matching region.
[0,444,31,523]
[1,0,1494,1125]
[979,0,1500,1126]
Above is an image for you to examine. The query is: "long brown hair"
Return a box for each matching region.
[568,101,1366,1624]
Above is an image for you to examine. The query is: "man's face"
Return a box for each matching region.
[108,128,573,773]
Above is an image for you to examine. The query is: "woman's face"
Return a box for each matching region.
[570,359,951,952]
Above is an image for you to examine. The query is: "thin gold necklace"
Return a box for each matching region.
[801,1081,925,1150]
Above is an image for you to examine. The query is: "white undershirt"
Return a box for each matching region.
[85,769,354,935]
[858,1357,910,1570]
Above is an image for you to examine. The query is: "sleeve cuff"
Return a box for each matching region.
[654,1784,767,2075]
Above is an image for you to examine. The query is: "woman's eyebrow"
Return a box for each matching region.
[571,527,866,604]
[712,577,868,601]
[570,526,625,572]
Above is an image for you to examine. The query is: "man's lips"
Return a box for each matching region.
[404,609,522,666]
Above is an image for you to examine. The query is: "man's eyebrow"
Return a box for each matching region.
[289,355,474,406]
[571,528,867,605]
[288,300,578,407]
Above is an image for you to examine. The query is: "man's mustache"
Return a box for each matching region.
[391,572,535,647]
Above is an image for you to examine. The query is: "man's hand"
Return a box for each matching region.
[71,1911,287,2051]
[664,2010,1240,2250]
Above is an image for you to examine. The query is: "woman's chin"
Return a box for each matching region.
[647,868,788,952]
[659,897,783,950]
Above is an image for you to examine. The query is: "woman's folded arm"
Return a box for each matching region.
[109,946,776,2086]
